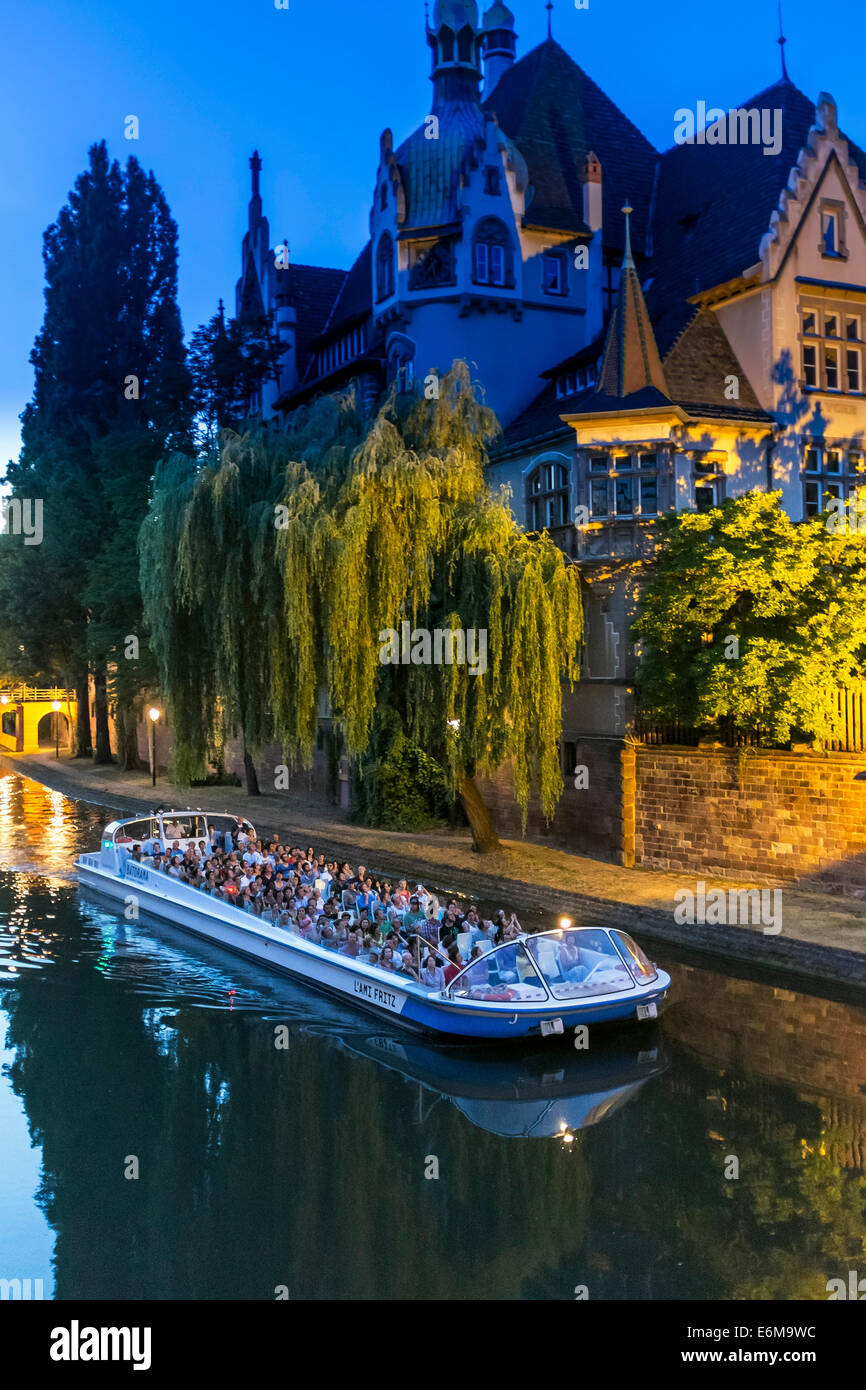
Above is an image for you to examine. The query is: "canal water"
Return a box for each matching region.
[1,768,865,1301]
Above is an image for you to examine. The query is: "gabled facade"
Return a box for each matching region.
[230,6,866,786]
[485,80,866,753]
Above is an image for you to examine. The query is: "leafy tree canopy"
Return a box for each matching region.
[632,490,866,745]
[141,364,584,842]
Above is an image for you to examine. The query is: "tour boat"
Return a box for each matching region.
[75,811,671,1040]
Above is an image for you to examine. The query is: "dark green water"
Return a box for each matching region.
[1,769,865,1301]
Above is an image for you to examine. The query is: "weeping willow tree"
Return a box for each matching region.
[140,363,583,850]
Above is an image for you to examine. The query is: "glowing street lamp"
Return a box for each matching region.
[52,699,61,760]
[148,707,161,788]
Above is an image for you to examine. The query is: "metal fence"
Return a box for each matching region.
[0,685,75,704]
[635,686,866,753]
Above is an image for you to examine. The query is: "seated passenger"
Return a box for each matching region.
[473,919,497,947]
[399,951,421,983]
[442,950,465,985]
[420,955,446,991]
[378,946,398,972]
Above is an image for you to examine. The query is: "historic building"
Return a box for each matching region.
[232,1,866,855]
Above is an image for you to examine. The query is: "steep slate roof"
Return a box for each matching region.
[395,103,487,232]
[566,220,672,416]
[645,78,866,354]
[317,242,372,341]
[493,378,585,451]
[483,38,657,252]
[662,309,773,423]
[286,263,348,378]
[497,296,772,454]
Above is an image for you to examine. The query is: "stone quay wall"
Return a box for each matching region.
[631,745,866,889]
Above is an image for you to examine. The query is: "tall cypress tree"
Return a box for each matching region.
[0,142,190,762]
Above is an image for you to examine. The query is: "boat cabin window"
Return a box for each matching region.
[525,929,634,1000]
[449,942,549,1002]
[114,818,160,846]
[610,930,657,983]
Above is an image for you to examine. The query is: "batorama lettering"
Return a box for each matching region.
[353,979,398,1010]
[124,862,150,883]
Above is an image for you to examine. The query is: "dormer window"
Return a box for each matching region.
[484,166,500,196]
[380,183,388,211]
[822,210,838,255]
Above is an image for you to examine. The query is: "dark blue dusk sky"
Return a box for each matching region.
[2,0,864,468]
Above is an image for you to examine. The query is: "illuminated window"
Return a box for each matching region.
[802,442,858,517]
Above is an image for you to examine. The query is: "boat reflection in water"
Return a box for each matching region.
[335,1029,668,1140]
[79,891,667,1142]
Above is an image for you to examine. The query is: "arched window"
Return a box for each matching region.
[457,25,474,62]
[387,333,416,393]
[472,217,513,288]
[526,458,570,531]
[440,26,454,61]
[376,233,395,302]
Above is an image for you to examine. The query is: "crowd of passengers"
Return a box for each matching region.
[124,819,524,990]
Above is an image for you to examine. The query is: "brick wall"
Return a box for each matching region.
[478,737,626,859]
[634,745,866,889]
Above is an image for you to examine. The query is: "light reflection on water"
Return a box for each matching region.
[1,767,866,1300]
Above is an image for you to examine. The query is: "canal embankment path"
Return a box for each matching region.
[5,750,866,994]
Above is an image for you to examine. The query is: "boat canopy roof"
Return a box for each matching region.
[103,811,256,844]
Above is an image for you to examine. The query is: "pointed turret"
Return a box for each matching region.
[236,150,271,325]
[481,3,516,99]
[249,149,263,222]
[427,0,483,110]
[595,203,670,403]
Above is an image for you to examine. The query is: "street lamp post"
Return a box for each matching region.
[148,707,161,788]
[52,699,61,760]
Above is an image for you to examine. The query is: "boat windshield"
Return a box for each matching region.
[448,942,549,1003]
[525,929,635,1001]
[610,930,658,983]
[113,817,161,846]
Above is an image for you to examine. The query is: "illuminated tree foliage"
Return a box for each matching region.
[141,365,584,848]
[632,491,866,745]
